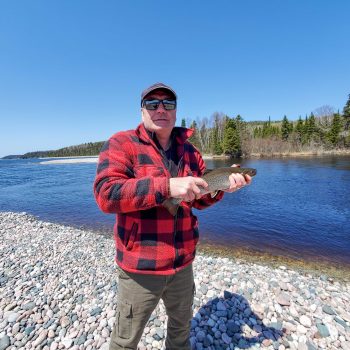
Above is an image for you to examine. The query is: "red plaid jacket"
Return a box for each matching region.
[93,123,224,275]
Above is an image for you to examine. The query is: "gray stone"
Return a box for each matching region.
[238,339,249,348]
[216,301,226,311]
[306,340,317,350]
[218,323,227,333]
[214,330,221,339]
[221,333,231,344]
[195,343,203,350]
[22,302,36,311]
[276,292,291,306]
[0,335,10,350]
[77,334,87,345]
[335,316,348,329]
[299,315,312,328]
[207,318,215,327]
[7,312,19,323]
[90,307,103,316]
[322,305,336,315]
[191,320,198,329]
[227,320,240,334]
[268,321,283,331]
[215,310,227,318]
[200,285,208,294]
[24,326,35,335]
[196,331,206,342]
[316,323,330,338]
[155,327,164,339]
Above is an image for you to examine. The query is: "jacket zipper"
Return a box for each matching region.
[173,156,183,270]
[147,134,184,271]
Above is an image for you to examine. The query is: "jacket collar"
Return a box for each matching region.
[136,123,193,145]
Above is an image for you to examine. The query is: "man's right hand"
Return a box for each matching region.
[169,177,208,202]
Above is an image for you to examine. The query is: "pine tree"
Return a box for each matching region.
[181,118,186,128]
[302,116,310,144]
[281,115,291,141]
[222,118,241,155]
[343,94,350,130]
[188,121,201,150]
[295,116,304,144]
[308,113,317,141]
[327,113,342,146]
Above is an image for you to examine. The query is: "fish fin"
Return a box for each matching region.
[162,199,180,216]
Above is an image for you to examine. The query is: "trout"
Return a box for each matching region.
[163,167,257,216]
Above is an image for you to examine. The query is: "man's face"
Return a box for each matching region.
[141,90,177,134]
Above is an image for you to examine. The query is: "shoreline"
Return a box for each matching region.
[197,242,350,283]
[89,226,350,283]
[247,149,350,159]
[1,212,349,349]
[40,157,98,164]
[3,211,350,282]
[4,149,350,164]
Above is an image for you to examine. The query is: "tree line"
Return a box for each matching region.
[7,94,350,159]
[20,142,105,159]
[185,94,350,157]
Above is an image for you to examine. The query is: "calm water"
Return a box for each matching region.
[0,156,349,266]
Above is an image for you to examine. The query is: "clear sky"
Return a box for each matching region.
[1,1,349,157]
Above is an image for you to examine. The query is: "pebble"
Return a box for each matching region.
[0,212,349,350]
[299,315,312,328]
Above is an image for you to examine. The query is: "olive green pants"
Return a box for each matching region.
[109,264,195,350]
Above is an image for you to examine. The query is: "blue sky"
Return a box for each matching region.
[0,1,349,157]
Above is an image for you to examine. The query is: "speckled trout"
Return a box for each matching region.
[163,167,257,216]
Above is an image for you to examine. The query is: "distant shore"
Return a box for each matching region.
[248,149,350,158]
[5,148,350,164]
[39,154,228,164]
[40,157,98,164]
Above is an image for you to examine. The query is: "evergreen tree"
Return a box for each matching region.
[222,118,241,155]
[188,121,201,150]
[295,116,304,144]
[327,113,342,146]
[181,118,186,127]
[308,113,317,141]
[343,94,350,130]
[253,127,261,138]
[281,115,292,141]
[302,116,310,144]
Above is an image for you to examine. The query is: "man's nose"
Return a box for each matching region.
[156,102,166,112]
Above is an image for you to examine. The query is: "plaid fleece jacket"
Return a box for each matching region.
[93,123,224,275]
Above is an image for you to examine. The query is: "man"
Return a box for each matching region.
[93,83,251,349]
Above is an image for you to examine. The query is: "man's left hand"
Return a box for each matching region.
[223,164,252,193]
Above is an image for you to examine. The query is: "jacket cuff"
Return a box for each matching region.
[152,176,170,204]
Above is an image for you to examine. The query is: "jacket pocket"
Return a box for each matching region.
[134,165,164,178]
[125,222,138,251]
[117,301,133,339]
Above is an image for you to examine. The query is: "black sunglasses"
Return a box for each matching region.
[142,99,177,110]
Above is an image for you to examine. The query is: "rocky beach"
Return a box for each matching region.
[0,212,349,350]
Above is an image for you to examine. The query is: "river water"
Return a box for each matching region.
[0,156,349,267]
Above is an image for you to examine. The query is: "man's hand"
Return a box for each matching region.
[170,177,208,202]
[223,164,252,193]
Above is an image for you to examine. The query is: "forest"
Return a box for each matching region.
[186,94,350,157]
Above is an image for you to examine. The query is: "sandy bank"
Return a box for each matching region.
[40,157,98,164]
